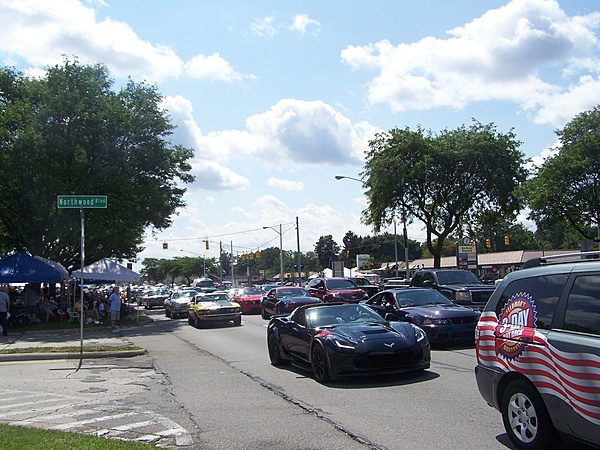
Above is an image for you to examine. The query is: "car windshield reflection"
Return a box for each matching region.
[307,305,384,327]
[394,291,453,307]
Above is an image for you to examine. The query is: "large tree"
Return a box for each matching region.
[527,106,600,246]
[0,60,194,269]
[314,235,340,270]
[362,122,528,268]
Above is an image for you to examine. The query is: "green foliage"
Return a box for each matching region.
[0,60,194,270]
[362,121,528,268]
[526,105,600,243]
[0,423,153,449]
[314,235,340,269]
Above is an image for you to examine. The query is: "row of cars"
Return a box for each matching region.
[142,261,600,450]
[267,259,600,450]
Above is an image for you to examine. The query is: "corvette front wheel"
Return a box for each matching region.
[311,342,330,383]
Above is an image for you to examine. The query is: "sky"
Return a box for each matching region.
[1,0,600,271]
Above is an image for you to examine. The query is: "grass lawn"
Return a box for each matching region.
[0,423,156,449]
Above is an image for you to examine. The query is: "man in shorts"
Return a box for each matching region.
[109,286,121,333]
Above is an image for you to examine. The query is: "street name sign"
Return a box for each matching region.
[57,195,107,209]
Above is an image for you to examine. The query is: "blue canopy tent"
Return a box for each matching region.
[0,252,69,283]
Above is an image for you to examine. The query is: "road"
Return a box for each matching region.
[0,308,588,449]
[130,309,512,450]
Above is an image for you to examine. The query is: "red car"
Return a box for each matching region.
[232,287,263,314]
[306,277,368,303]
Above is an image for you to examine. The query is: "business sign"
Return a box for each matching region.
[457,238,477,269]
[57,195,107,209]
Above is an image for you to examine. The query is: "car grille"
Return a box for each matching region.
[341,293,363,301]
[471,290,493,303]
[354,350,424,369]
[206,308,236,315]
[450,316,477,325]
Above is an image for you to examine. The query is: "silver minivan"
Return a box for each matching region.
[475,252,600,450]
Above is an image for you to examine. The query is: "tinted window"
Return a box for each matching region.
[496,274,567,330]
[563,274,600,336]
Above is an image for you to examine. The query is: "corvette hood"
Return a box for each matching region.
[329,322,416,345]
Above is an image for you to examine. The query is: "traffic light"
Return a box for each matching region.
[486,238,491,248]
[504,235,510,246]
[162,242,168,249]
[205,240,209,250]
[346,250,350,257]
[255,250,260,259]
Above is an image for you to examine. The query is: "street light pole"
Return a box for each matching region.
[264,224,284,284]
[335,174,411,279]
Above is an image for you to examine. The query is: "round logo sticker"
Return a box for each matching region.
[494,292,537,361]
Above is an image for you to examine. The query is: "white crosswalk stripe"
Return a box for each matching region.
[0,389,191,446]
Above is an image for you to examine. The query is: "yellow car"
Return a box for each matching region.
[187,291,242,328]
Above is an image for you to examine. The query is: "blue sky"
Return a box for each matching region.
[1,0,600,270]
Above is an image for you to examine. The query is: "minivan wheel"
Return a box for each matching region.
[501,379,559,450]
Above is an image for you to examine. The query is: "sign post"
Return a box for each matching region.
[57,195,107,368]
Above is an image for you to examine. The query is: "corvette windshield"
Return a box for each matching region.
[307,305,384,327]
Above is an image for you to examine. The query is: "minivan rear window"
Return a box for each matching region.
[496,274,567,330]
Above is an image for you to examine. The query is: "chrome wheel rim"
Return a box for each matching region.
[507,391,538,444]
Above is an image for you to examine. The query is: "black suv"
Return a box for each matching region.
[409,269,495,310]
[475,251,600,450]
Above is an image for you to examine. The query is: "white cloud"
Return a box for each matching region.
[267,178,305,191]
[169,97,380,170]
[184,53,251,82]
[0,0,251,83]
[250,16,278,37]
[251,14,320,38]
[340,0,600,127]
[290,14,320,36]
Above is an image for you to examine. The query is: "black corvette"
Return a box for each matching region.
[267,303,431,382]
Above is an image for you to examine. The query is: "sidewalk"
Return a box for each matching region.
[0,325,146,362]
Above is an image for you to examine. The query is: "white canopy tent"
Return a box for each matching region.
[72,258,140,283]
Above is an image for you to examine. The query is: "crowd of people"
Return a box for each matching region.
[0,283,127,337]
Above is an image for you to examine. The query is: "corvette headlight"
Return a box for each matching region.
[333,339,356,349]
[413,326,427,342]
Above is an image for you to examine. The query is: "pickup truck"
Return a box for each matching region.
[409,269,495,310]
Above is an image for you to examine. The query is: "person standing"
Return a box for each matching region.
[109,286,121,333]
[23,284,38,321]
[0,286,9,336]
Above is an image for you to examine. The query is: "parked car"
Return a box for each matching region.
[187,291,242,328]
[305,277,368,303]
[346,277,379,297]
[192,277,218,293]
[362,288,480,344]
[260,286,321,319]
[143,287,170,309]
[232,287,263,314]
[409,269,495,310]
[475,251,600,450]
[164,289,197,319]
[267,303,430,383]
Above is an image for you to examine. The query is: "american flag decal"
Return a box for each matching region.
[476,311,600,426]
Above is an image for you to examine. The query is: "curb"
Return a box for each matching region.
[0,349,147,362]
